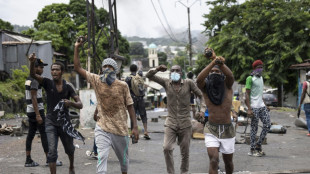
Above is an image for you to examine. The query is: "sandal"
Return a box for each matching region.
[25,160,39,167]
[144,134,151,140]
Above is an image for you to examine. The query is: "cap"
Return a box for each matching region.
[252,60,263,69]
[306,71,310,76]
[35,58,48,67]
[102,58,118,72]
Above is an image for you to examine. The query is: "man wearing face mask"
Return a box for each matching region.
[196,48,235,174]
[146,65,206,174]
[245,60,271,157]
[74,39,139,174]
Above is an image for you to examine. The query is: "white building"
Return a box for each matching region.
[148,43,158,68]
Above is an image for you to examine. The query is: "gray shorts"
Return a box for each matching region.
[95,124,129,174]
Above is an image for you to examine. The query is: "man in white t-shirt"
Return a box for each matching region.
[245,60,271,157]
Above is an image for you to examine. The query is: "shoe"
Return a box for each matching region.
[248,149,262,157]
[256,149,266,156]
[46,160,62,166]
[144,134,151,140]
[25,159,39,167]
[248,149,255,156]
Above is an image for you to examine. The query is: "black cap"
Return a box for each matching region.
[35,58,48,67]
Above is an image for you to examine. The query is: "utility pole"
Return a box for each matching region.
[176,0,200,67]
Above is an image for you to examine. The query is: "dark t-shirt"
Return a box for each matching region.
[42,78,77,125]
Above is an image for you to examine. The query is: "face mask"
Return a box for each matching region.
[205,73,226,105]
[100,68,116,86]
[170,72,181,82]
[251,68,263,77]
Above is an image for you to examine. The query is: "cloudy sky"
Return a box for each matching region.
[0,0,214,38]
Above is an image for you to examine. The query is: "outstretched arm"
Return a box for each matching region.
[145,65,168,88]
[29,53,44,84]
[74,39,87,79]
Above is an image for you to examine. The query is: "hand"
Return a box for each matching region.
[204,48,216,60]
[131,126,139,143]
[194,112,205,123]
[63,99,71,108]
[36,115,43,124]
[156,65,167,72]
[247,109,253,118]
[28,53,36,62]
[93,113,98,122]
[214,56,225,65]
[75,35,87,47]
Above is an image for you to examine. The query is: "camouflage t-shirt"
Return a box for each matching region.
[86,71,133,136]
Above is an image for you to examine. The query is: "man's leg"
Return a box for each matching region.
[111,133,129,174]
[37,120,49,156]
[25,121,39,167]
[139,98,150,139]
[163,127,177,174]
[59,126,75,174]
[222,154,234,174]
[256,107,271,150]
[305,104,310,134]
[207,147,220,174]
[46,124,59,174]
[95,124,112,174]
[177,127,191,174]
[250,108,260,150]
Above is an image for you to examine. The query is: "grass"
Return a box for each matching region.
[0,81,25,101]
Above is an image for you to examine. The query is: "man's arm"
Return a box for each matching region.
[74,40,87,79]
[64,95,83,109]
[93,107,98,121]
[145,65,167,87]
[190,80,206,112]
[245,89,253,116]
[196,60,217,90]
[218,62,234,89]
[30,90,43,124]
[127,104,139,142]
[29,53,44,84]
[298,87,306,111]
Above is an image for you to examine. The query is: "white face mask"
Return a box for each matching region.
[170,72,181,82]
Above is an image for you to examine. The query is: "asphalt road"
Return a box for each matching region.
[0,109,309,174]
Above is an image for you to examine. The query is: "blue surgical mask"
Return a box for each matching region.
[170,72,181,82]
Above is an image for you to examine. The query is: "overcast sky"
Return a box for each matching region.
[0,0,216,38]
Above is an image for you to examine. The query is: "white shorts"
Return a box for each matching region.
[204,133,235,154]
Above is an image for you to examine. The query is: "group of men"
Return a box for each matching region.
[25,38,272,174]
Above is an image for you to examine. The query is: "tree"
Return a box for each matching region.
[21,0,129,73]
[173,55,188,71]
[0,18,13,31]
[158,52,168,66]
[202,0,310,106]
[129,42,145,56]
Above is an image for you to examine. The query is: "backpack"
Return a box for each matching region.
[130,74,145,96]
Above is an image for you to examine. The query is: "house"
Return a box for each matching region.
[0,30,53,79]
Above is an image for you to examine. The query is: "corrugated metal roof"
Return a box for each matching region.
[5,33,32,42]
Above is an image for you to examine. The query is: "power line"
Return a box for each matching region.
[157,0,178,41]
[150,0,181,43]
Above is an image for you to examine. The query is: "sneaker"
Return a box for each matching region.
[256,149,266,156]
[25,159,39,167]
[45,160,62,166]
[248,149,262,157]
[248,149,255,156]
